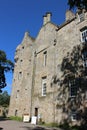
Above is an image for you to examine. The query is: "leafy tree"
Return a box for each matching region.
[0,50,14,92]
[68,0,87,10]
[0,91,10,107]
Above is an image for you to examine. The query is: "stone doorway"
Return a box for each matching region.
[35,108,38,117]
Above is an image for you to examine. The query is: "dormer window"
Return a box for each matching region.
[79,12,84,22]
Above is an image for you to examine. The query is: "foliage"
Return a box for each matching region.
[59,121,70,130]
[0,50,14,92]
[0,91,10,107]
[68,0,87,10]
[51,41,87,126]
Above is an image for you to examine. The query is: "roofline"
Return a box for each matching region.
[56,17,76,31]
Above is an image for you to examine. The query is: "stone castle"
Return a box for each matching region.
[9,10,87,125]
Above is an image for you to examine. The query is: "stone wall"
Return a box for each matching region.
[9,10,87,125]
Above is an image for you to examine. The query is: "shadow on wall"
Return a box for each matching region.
[0,128,3,130]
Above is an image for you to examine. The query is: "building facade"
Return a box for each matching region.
[9,10,87,125]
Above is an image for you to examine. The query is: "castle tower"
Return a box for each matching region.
[8,32,35,118]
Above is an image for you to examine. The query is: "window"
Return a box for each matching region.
[82,51,87,68]
[81,29,87,43]
[15,110,18,116]
[21,46,24,56]
[42,77,47,96]
[79,13,84,22]
[43,51,47,66]
[85,91,87,100]
[22,46,24,49]
[20,59,23,62]
[71,112,77,121]
[19,59,23,66]
[16,90,19,98]
[69,80,77,97]
[18,72,22,80]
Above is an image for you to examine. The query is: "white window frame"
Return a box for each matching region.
[81,29,87,43]
[71,113,77,121]
[42,77,47,96]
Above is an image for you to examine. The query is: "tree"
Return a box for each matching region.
[68,0,87,10]
[0,91,10,107]
[0,50,14,92]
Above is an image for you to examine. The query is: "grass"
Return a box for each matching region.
[9,116,22,121]
[43,122,59,127]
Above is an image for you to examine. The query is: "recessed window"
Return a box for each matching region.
[15,110,18,116]
[82,51,87,68]
[18,72,22,80]
[20,60,23,66]
[22,46,24,49]
[21,46,25,56]
[80,27,87,43]
[20,59,23,62]
[42,76,47,96]
[69,80,77,97]
[43,51,47,67]
[71,113,77,121]
[85,91,87,100]
[16,90,19,98]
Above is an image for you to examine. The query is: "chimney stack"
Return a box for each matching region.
[43,12,52,25]
[66,10,75,21]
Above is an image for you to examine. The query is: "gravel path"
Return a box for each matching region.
[0,120,62,130]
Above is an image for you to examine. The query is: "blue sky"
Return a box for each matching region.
[0,0,70,94]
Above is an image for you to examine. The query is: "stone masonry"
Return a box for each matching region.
[9,10,87,125]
